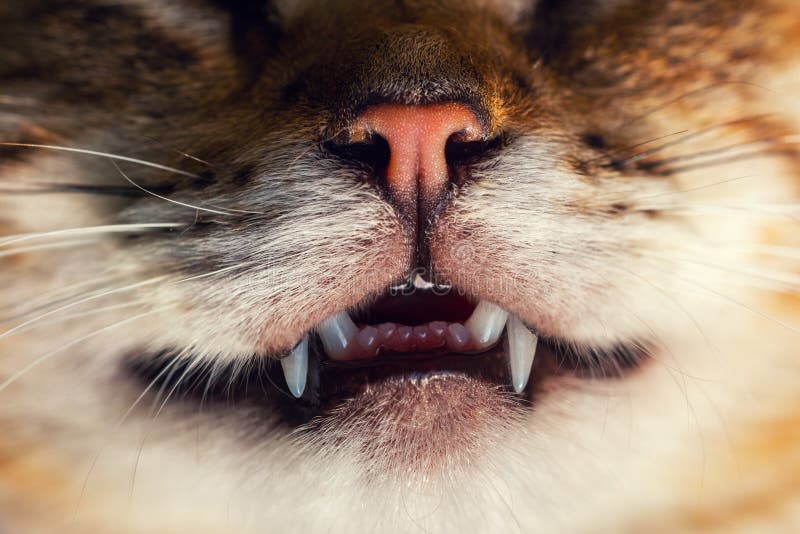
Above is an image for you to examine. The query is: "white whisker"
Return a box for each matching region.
[643,251,800,293]
[131,352,207,501]
[0,223,183,248]
[110,160,234,217]
[0,238,96,258]
[614,264,722,369]
[0,308,165,393]
[174,262,253,283]
[628,175,754,203]
[35,300,149,327]
[637,136,800,170]
[0,142,199,178]
[0,272,121,320]
[0,276,170,342]
[642,259,800,336]
[74,353,184,524]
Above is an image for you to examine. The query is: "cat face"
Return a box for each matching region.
[1,0,799,532]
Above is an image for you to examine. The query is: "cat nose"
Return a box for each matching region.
[337,103,487,228]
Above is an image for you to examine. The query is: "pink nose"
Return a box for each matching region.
[349,103,485,226]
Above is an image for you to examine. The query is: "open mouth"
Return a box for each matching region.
[130,271,650,450]
[277,272,539,407]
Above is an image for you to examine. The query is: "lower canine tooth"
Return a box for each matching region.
[281,335,309,398]
[317,312,358,360]
[465,301,509,349]
[507,316,537,393]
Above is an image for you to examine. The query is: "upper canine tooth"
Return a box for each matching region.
[317,312,358,360]
[465,301,509,349]
[281,335,309,398]
[507,316,537,393]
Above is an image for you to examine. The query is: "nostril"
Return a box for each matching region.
[328,103,498,231]
[444,132,501,167]
[324,133,391,171]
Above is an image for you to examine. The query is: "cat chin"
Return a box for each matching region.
[300,373,526,477]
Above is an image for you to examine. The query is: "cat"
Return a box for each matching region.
[1,0,800,532]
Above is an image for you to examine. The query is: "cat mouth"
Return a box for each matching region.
[276,272,539,404]
[131,272,648,446]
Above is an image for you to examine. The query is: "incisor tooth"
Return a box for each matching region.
[507,316,537,393]
[281,335,309,398]
[317,311,358,360]
[412,272,433,289]
[465,301,509,349]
